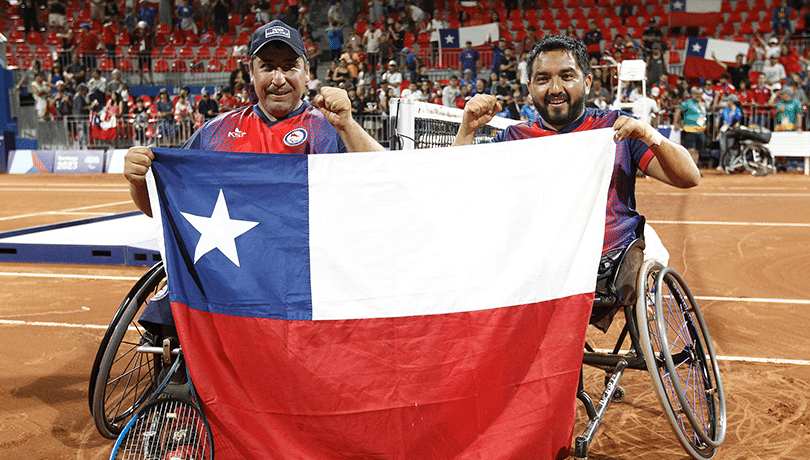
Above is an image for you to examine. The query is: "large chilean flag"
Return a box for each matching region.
[147,129,615,460]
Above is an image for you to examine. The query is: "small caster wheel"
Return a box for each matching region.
[612,385,625,403]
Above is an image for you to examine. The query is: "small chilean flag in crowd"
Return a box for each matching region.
[669,0,723,27]
[684,37,750,81]
[90,107,117,141]
[146,129,615,460]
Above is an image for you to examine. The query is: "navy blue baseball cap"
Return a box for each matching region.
[250,20,307,59]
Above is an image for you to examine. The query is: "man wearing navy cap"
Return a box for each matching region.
[125,19,384,217]
[123,19,385,329]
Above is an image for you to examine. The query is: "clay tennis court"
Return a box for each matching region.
[0,170,808,459]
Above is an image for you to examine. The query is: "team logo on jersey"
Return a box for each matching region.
[284,128,308,146]
[228,128,247,138]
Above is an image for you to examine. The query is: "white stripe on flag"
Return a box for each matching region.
[308,129,616,320]
[705,38,750,63]
[682,0,722,13]
[458,23,499,47]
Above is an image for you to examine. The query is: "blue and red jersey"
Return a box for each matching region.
[184,102,347,154]
[491,108,655,255]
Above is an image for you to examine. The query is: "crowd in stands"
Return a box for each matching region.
[7,0,810,157]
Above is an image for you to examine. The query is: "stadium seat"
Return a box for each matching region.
[525,9,539,22]
[417,33,430,45]
[674,36,687,49]
[508,9,522,22]
[15,44,32,58]
[243,13,255,30]
[228,13,241,33]
[550,0,564,8]
[6,55,19,69]
[154,60,170,72]
[555,8,570,20]
[586,7,601,19]
[156,23,171,36]
[624,16,639,28]
[572,9,585,20]
[543,18,556,30]
[721,22,736,36]
[727,11,742,23]
[172,59,187,72]
[608,16,623,28]
[179,46,195,59]
[28,32,44,45]
[224,57,237,72]
[8,30,24,44]
[752,0,767,11]
[155,34,168,47]
[219,34,234,47]
[669,51,681,64]
[169,30,186,46]
[749,71,761,84]
[118,59,134,72]
[235,33,250,46]
[757,21,771,33]
[615,26,628,36]
[651,4,666,16]
[196,47,212,60]
[98,58,115,71]
[566,0,578,7]
[721,1,733,13]
[575,17,590,29]
[734,0,750,12]
[581,0,595,6]
[747,10,762,22]
[162,46,178,59]
[34,45,50,59]
[703,25,717,36]
[404,32,416,47]
[540,9,553,21]
[215,47,230,60]
[739,22,754,34]
[207,59,223,72]
[41,55,54,71]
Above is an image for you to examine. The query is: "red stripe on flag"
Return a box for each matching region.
[669,11,723,27]
[683,55,728,81]
[172,293,594,460]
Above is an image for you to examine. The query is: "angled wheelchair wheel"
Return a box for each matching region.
[636,260,726,459]
[90,261,166,439]
[742,144,775,176]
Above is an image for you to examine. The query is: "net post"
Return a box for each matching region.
[390,98,416,150]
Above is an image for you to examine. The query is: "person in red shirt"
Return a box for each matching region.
[218,86,239,113]
[750,73,773,127]
[778,43,805,76]
[102,18,117,66]
[737,80,755,120]
[712,73,736,108]
[77,23,102,72]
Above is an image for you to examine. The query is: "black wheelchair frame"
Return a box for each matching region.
[91,245,727,458]
[720,125,775,176]
[575,239,726,459]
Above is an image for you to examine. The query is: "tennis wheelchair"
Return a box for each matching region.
[88,261,182,439]
[575,238,726,459]
[719,125,775,176]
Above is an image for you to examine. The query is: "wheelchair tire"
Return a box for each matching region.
[742,144,775,176]
[90,261,167,439]
[636,260,725,459]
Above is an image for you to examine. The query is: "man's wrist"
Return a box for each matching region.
[642,124,664,146]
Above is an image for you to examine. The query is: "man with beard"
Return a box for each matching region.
[453,34,699,257]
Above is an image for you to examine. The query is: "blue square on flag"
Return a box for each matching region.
[685,37,708,58]
[439,29,460,48]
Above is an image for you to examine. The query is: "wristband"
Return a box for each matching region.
[642,124,664,146]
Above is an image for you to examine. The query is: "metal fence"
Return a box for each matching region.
[23,112,393,150]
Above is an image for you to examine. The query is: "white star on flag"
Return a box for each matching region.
[691,42,702,53]
[181,189,259,267]
[445,34,455,45]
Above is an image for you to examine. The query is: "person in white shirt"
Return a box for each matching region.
[363,22,384,73]
[442,75,461,107]
[382,60,403,96]
[762,55,787,90]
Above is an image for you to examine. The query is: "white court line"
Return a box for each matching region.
[592,348,810,366]
[0,319,109,329]
[695,295,810,305]
[0,272,142,281]
[0,183,127,187]
[0,200,135,222]
[0,187,128,192]
[648,219,810,228]
[638,191,810,197]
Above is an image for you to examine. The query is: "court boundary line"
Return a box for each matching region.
[649,220,810,228]
[0,201,135,222]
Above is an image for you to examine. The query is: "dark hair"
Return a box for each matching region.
[526,34,591,81]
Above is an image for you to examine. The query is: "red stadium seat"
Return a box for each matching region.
[551,0,564,8]
[624,16,639,28]
[651,4,666,16]
[747,10,762,22]
[196,47,212,60]
[214,47,230,60]
[169,30,186,46]
[219,34,234,47]
[739,22,754,35]
[727,11,742,23]
[721,1,733,13]
[404,32,416,47]
[757,21,771,33]
[608,16,623,28]
[571,9,585,20]
[162,46,178,59]
[157,23,171,35]
[207,59,223,72]
[41,55,54,71]
[155,34,168,47]
[8,30,24,44]
[575,17,589,29]
[179,46,195,59]
[235,33,250,46]
[98,58,115,71]
[557,17,571,30]
[752,0,767,11]
[34,45,50,59]
[543,18,556,30]
[508,10,522,23]
[224,57,237,72]
[28,32,44,45]
[118,59,134,72]
[154,59,170,72]
[703,25,717,36]
[45,31,61,45]
[669,51,681,64]
[566,0,578,7]
[555,8,569,20]
[15,44,32,57]
[581,0,595,6]
[735,0,750,11]
[171,59,187,72]
[674,36,687,49]
[6,55,19,69]
[720,22,736,36]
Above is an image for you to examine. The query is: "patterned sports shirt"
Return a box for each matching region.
[491,108,655,255]
[184,102,347,154]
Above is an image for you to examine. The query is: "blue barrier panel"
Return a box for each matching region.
[53,150,106,173]
[8,150,56,173]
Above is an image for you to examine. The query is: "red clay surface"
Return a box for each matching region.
[0,171,809,459]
